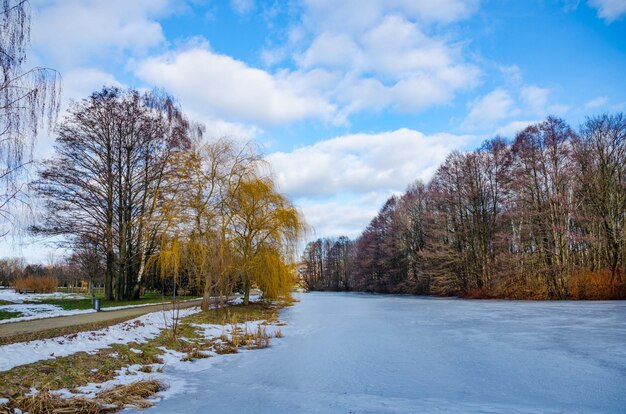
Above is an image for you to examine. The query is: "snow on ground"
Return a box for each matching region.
[128,293,626,414]
[103,297,201,311]
[0,289,84,304]
[0,303,94,323]
[43,318,282,405]
[0,307,201,372]
[0,289,95,324]
[0,288,202,324]
[228,294,261,306]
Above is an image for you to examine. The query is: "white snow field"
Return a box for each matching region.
[134,292,626,414]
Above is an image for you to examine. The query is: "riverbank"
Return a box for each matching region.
[0,300,288,413]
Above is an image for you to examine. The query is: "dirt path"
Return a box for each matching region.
[0,299,204,338]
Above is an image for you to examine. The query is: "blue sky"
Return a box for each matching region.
[6,0,626,261]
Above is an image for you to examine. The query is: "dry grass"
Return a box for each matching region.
[0,299,289,412]
[12,276,58,293]
[10,391,102,413]
[186,301,280,325]
[0,342,164,398]
[227,321,272,350]
[96,379,165,409]
[4,380,165,413]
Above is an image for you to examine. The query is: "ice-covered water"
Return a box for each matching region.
[139,292,626,413]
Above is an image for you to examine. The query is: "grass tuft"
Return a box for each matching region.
[5,379,165,413]
[11,390,101,414]
[96,379,165,409]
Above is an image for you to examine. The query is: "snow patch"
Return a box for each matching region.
[0,289,84,304]
[0,304,95,324]
[0,307,201,372]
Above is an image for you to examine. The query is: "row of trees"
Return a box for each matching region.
[302,115,626,299]
[0,256,99,290]
[32,87,304,304]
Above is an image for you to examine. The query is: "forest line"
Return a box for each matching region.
[301,115,626,299]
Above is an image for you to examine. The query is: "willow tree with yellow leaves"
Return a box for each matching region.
[175,138,260,309]
[229,177,306,305]
[148,138,304,309]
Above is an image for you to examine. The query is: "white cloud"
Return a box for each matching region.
[520,86,551,113]
[32,0,482,127]
[266,128,471,198]
[297,193,390,240]
[136,46,336,126]
[461,81,564,133]
[496,120,540,137]
[462,89,516,130]
[298,33,362,69]
[267,127,474,239]
[62,68,124,103]
[588,0,626,21]
[31,0,173,68]
[585,96,609,108]
[189,113,262,143]
[498,65,524,89]
[300,0,479,31]
[230,0,255,15]
[277,1,482,117]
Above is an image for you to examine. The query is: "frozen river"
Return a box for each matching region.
[142,292,626,413]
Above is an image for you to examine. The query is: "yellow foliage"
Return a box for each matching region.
[230,177,306,303]
[148,138,306,306]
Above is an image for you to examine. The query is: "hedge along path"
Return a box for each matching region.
[0,298,204,339]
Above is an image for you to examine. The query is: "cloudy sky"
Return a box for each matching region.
[9,0,626,260]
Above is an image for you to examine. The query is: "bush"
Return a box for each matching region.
[568,270,626,300]
[12,275,58,293]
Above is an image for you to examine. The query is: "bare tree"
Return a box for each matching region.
[574,114,626,285]
[1,0,60,236]
[32,87,193,301]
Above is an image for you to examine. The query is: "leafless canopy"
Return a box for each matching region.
[0,0,61,236]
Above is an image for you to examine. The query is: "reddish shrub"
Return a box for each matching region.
[12,275,59,293]
[568,270,626,300]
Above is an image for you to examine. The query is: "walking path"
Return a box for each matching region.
[0,299,204,338]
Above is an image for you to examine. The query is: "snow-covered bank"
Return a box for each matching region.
[48,319,282,403]
[131,293,626,414]
[0,288,202,324]
[0,307,201,371]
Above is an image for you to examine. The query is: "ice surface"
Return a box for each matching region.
[133,292,626,414]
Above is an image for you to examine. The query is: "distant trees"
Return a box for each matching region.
[0,0,60,236]
[301,236,354,291]
[0,257,24,286]
[302,114,626,299]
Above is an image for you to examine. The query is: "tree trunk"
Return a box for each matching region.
[243,277,250,306]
